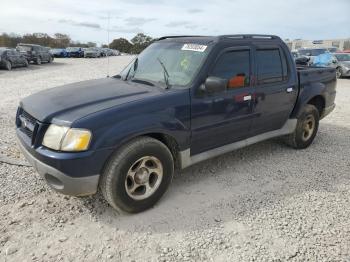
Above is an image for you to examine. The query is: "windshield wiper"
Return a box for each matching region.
[130,78,155,86]
[157,57,170,89]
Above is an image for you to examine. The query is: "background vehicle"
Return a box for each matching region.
[16,43,53,64]
[84,47,102,58]
[101,48,114,56]
[16,34,336,213]
[66,47,84,58]
[50,48,68,58]
[327,47,340,53]
[291,50,299,59]
[298,48,329,57]
[333,53,350,77]
[0,47,28,70]
[112,49,121,56]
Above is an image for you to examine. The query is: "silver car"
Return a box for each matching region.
[333,53,350,78]
[84,48,102,58]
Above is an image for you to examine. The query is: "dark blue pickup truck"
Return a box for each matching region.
[16,35,336,213]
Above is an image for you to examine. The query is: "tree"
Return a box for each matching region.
[53,33,71,48]
[109,38,133,53]
[130,33,153,54]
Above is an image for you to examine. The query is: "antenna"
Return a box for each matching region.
[107,12,110,78]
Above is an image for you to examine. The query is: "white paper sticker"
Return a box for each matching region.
[181,44,207,52]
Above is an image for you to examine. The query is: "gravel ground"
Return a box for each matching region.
[0,57,350,262]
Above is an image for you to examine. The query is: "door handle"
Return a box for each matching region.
[286,87,294,93]
[243,95,252,101]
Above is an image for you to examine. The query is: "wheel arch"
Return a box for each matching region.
[100,131,183,178]
[307,95,325,117]
[145,132,181,169]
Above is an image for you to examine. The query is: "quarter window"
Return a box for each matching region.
[211,50,250,89]
[256,49,284,84]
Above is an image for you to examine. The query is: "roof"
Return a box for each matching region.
[17,43,41,47]
[157,34,282,44]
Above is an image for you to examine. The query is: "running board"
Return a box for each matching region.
[180,119,297,169]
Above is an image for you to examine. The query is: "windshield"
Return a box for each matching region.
[120,42,210,87]
[17,45,32,52]
[66,47,79,51]
[86,48,97,51]
[334,54,350,61]
[298,49,328,56]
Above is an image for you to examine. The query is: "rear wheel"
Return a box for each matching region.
[100,137,174,213]
[48,56,53,63]
[24,59,29,67]
[285,104,319,149]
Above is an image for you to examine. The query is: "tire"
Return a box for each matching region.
[100,137,174,213]
[36,57,42,65]
[48,56,53,63]
[336,67,342,79]
[24,59,29,67]
[285,104,319,149]
[5,60,12,71]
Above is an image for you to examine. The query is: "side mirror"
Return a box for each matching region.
[201,76,227,94]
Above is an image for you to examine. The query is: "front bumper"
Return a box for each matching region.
[18,140,100,196]
[320,104,335,119]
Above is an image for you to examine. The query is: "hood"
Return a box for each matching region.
[339,61,350,67]
[20,78,163,125]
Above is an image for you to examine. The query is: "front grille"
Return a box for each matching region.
[17,108,38,144]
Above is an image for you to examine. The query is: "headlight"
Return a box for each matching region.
[42,124,92,152]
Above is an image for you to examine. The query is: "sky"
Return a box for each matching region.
[0,0,349,46]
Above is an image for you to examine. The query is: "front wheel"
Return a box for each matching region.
[285,104,319,149]
[336,67,342,79]
[36,57,42,65]
[100,137,174,213]
[5,61,12,70]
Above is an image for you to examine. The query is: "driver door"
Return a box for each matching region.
[190,46,256,155]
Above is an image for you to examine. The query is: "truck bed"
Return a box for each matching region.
[297,66,336,86]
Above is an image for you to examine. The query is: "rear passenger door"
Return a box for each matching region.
[250,45,298,136]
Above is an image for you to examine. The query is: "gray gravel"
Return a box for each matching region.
[0,57,350,262]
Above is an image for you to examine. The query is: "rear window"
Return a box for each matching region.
[256,49,284,84]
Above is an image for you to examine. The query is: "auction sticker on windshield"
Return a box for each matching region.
[181,44,207,52]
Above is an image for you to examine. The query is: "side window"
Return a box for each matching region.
[256,49,284,84]
[211,50,250,89]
